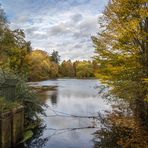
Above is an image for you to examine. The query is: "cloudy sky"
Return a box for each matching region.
[0,0,108,61]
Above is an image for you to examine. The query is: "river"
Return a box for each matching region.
[25,79,111,148]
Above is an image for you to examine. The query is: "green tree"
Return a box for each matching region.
[50,50,60,64]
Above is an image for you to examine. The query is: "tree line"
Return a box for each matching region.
[0,5,96,81]
[27,49,96,81]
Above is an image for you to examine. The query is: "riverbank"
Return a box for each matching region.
[94,104,148,147]
[28,85,57,92]
[28,77,96,82]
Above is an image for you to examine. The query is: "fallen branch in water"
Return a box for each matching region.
[46,126,98,131]
[44,106,100,119]
[46,126,99,141]
[45,114,100,119]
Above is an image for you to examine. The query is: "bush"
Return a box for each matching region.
[0,97,19,113]
[15,80,46,128]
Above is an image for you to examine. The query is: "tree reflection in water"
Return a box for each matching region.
[50,91,58,106]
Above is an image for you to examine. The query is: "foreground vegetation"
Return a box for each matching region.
[92,0,148,146]
[93,0,148,127]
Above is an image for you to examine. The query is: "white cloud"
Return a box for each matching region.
[0,0,108,61]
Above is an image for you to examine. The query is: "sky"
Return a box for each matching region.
[0,0,108,61]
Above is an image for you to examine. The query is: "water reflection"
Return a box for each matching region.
[38,89,58,106]
[50,91,58,106]
[25,79,111,148]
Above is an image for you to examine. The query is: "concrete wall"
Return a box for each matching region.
[0,106,24,148]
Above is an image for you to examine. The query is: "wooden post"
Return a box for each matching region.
[11,106,24,147]
[0,106,24,148]
[0,111,12,148]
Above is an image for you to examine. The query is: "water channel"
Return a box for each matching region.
[24,79,111,148]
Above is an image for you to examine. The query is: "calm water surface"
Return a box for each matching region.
[26,79,111,148]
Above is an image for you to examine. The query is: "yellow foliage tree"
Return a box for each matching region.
[27,50,59,81]
[92,0,148,125]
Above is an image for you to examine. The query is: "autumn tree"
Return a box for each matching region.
[60,60,75,77]
[73,61,79,76]
[76,61,94,78]
[49,61,59,78]
[0,5,31,76]
[27,50,51,81]
[92,0,148,126]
